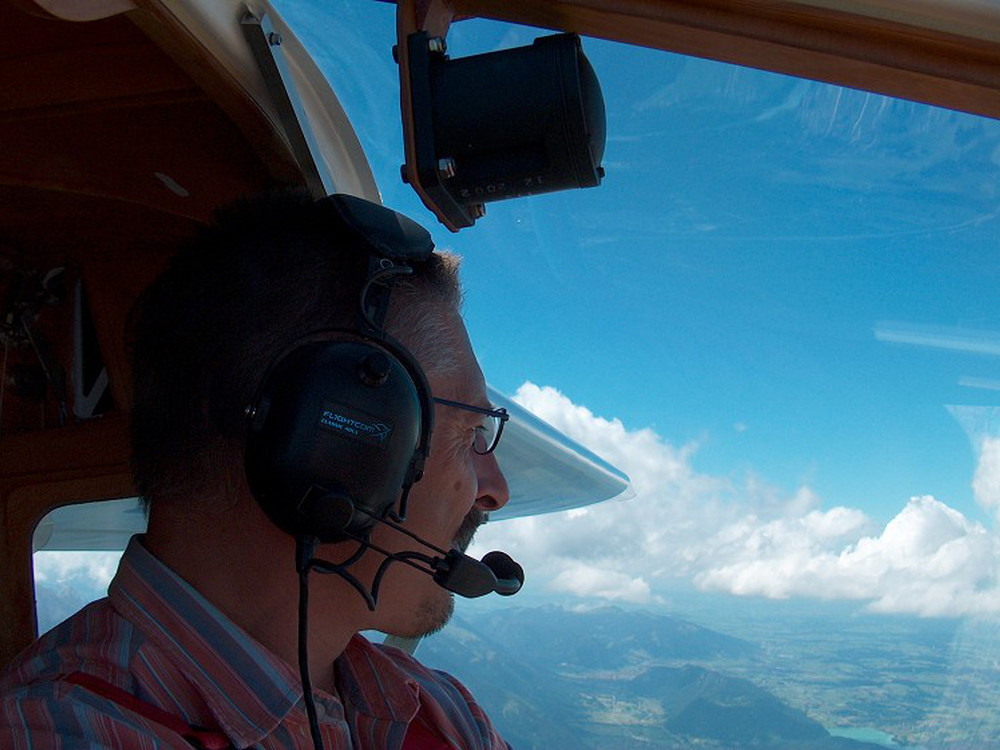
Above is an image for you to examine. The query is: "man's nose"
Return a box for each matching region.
[474,452,510,512]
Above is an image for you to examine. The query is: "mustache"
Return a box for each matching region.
[452,508,488,552]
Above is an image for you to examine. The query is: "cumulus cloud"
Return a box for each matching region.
[33,551,122,633]
[551,563,653,604]
[973,437,1000,512]
[694,496,1000,616]
[948,406,1000,521]
[34,550,121,586]
[470,383,1000,618]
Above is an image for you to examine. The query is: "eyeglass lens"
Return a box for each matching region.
[432,398,508,455]
[474,414,502,455]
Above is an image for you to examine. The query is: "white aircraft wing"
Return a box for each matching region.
[33,388,630,552]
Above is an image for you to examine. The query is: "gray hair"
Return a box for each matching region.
[387,252,464,377]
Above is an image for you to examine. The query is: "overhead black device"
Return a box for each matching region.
[402,31,606,230]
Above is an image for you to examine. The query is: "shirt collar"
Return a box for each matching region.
[335,636,421,724]
[109,536,305,747]
[109,537,423,746]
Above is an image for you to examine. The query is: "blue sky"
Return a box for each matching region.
[256,0,1000,617]
[277,0,1000,520]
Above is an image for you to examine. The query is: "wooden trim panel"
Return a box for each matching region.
[0,415,133,665]
[452,0,1000,120]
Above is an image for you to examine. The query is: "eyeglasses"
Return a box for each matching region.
[432,397,509,455]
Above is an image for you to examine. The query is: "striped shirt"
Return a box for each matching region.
[0,537,510,750]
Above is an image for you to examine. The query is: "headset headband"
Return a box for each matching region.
[319,193,434,262]
[319,194,435,335]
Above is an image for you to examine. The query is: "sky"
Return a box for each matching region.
[265,0,1000,619]
[33,0,1000,626]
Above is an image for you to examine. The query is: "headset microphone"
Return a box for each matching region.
[482,550,525,595]
[305,501,524,603]
[432,549,523,597]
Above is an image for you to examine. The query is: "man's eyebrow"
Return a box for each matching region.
[449,388,493,410]
[464,403,494,420]
[437,396,496,419]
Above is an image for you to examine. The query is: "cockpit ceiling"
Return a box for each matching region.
[448,0,1000,122]
[6,0,998,259]
[0,1,281,257]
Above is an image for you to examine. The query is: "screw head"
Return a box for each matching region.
[358,352,392,387]
[437,157,456,179]
[268,32,283,46]
[427,37,447,54]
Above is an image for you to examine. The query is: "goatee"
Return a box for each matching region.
[452,508,488,552]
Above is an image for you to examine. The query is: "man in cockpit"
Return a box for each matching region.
[0,189,514,749]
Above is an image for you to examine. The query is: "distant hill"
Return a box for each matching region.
[462,604,758,672]
[629,665,827,742]
[417,616,589,750]
[415,605,885,750]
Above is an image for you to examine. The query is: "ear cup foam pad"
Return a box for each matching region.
[245,340,423,542]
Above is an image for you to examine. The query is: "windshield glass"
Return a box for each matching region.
[289,2,1000,747]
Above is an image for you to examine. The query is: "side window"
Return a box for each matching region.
[32,498,147,634]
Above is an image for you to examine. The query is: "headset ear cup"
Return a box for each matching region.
[298,489,357,538]
[245,339,426,543]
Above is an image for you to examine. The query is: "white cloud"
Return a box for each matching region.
[948,406,1000,522]
[551,563,653,604]
[973,436,1000,512]
[470,383,1000,618]
[694,496,1000,616]
[33,551,121,586]
[33,551,123,633]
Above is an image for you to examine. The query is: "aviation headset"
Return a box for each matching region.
[243,194,437,544]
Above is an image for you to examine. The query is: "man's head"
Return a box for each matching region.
[130,188,508,638]
[131,189,460,507]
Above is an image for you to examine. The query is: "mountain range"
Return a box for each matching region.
[415,605,888,750]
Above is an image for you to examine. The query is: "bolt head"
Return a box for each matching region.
[359,352,392,387]
[437,157,456,179]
